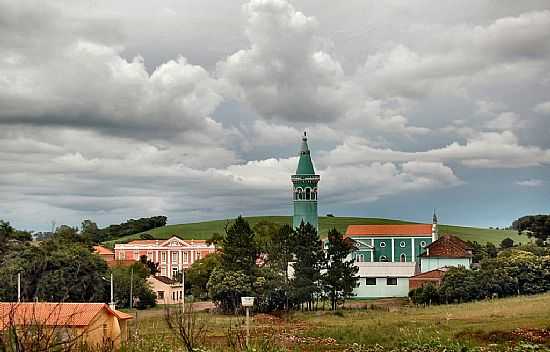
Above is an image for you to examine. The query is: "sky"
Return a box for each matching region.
[1,0,549,231]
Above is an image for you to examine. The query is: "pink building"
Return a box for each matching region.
[113,236,216,279]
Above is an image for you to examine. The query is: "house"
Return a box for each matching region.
[93,245,115,262]
[0,303,133,349]
[147,276,184,305]
[409,267,449,290]
[345,220,438,298]
[114,236,216,279]
[419,235,473,273]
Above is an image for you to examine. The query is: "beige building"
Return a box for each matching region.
[147,276,184,305]
[0,302,133,350]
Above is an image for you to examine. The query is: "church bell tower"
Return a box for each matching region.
[292,132,320,231]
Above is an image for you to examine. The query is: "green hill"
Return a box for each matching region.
[103,216,527,247]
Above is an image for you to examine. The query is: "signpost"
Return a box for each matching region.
[241,296,255,346]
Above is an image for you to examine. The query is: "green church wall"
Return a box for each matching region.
[394,238,412,262]
[414,237,432,259]
[373,239,392,262]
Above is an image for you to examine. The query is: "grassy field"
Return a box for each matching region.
[104,215,525,247]
[128,293,550,351]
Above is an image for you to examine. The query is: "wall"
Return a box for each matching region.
[420,257,471,272]
[354,277,410,298]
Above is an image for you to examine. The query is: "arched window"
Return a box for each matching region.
[400,253,406,262]
[312,188,317,200]
[379,255,388,262]
[305,188,311,200]
[296,188,303,200]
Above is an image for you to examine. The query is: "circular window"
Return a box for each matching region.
[400,241,406,248]
[420,241,427,247]
[379,241,386,248]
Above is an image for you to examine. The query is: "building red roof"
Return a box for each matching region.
[127,239,158,245]
[345,224,433,237]
[0,303,132,330]
[93,245,113,255]
[421,235,472,258]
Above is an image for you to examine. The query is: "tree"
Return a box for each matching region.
[266,224,295,310]
[322,228,359,310]
[207,268,253,313]
[221,216,258,278]
[80,219,102,243]
[253,220,281,253]
[513,214,550,242]
[501,237,514,249]
[111,262,156,309]
[140,255,159,276]
[186,253,222,299]
[290,221,324,311]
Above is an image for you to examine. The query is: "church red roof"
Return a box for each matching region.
[421,235,472,258]
[345,224,433,237]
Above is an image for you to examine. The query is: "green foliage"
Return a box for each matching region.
[322,228,359,309]
[0,234,108,302]
[513,214,550,242]
[221,216,258,278]
[111,262,156,309]
[290,221,324,310]
[252,220,281,253]
[412,250,550,305]
[207,268,253,313]
[139,255,160,276]
[187,252,222,299]
[83,216,168,243]
[501,237,515,248]
[0,220,32,255]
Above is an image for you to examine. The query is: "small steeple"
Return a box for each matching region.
[295,131,315,175]
[432,209,438,241]
[432,209,438,224]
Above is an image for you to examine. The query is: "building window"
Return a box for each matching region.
[379,241,386,248]
[400,241,406,248]
[356,254,364,262]
[117,251,125,260]
[172,292,175,300]
[180,291,183,299]
[379,255,388,262]
[183,252,188,263]
[305,187,311,200]
[366,278,376,286]
[197,252,202,260]
[400,253,406,262]
[158,291,164,300]
[133,250,139,260]
[420,241,427,248]
[171,251,178,264]
[387,277,398,286]
[147,251,153,260]
[102,323,108,337]
[172,267,179,278]
[161,252,167,263]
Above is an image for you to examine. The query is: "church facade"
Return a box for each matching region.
[290,133,471,298]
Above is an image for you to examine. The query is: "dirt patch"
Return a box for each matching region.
[456,328,550,345]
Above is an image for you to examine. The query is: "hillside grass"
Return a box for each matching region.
[103,215,526,247]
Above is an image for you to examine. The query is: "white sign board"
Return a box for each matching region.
[241,296,255,307]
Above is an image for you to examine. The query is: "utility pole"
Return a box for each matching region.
[110,273,115,310]
[181,269,185,314]
[17,273,21,303]
[129,267,134,309]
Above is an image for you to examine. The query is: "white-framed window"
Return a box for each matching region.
[171,251,178,264]
[172,267,179,278]
[379,255,388,262]
[117,251,125,260]
[386,277,397,286]
[400,253,406,262]
[400,241,406,248]
[420,241,427,248]
[366,278,376,286]
[379,241,386,248]
[183,252,188,263]
[356,254,364,262]
[161,252,167,263]
[196,252,202,260]
[305,187,311,200]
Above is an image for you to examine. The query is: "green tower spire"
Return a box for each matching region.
[292,131,320,231]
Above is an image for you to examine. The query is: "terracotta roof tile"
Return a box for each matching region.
[127,239,158,245]
[93,245,113,255]
[421,235,473,258]
[0,303,131,330]
[346,224,433,237]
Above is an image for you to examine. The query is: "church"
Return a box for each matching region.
[291,133,472,298]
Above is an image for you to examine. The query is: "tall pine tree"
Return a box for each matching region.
[290,221,324,311]
[323,228,359,310]
[221,216,258,278]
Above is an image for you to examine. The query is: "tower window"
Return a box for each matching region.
[305,188,311,200]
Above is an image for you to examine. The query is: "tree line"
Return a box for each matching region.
[0,220,156,309]
[188,216,358,313]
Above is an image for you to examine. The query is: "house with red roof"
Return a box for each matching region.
[0,302,132,349]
